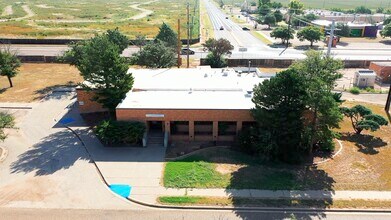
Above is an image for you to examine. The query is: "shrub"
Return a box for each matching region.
[95,120,145,145]
[349,87,360,94]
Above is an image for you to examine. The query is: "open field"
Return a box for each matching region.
[223,0,391,9]
[0,64,82,102]
[163,101,391,191]
[0,0,199,39]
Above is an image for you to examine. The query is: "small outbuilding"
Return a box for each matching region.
[354,69,377,88]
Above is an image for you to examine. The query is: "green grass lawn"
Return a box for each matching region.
[163,148,333,190]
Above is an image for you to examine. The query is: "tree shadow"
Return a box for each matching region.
[379,40,391,45]
[33,82,77,101]
[0,87,9,94]
[340,132,387,155]
[10,129,89,176]
[293,45,322,50]
[337,41,349,47]
[227,161,335,219]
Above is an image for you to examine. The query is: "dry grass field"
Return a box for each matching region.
[0,0,199,39]
[0,64,82,102]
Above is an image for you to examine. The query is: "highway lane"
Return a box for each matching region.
[202,0,391,61]
[1,207,391,220]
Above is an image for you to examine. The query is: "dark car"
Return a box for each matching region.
[220,26,224,30]
[242,27,250,31]
[180,48,195,55]
[225,16,228,19]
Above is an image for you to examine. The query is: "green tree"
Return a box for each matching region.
[270,2,283,8]
[381,24,391,38]
[288,0,304,15]
[251,69,307,163]
[340,105,388,134]
[290,50,344,151]
[131,40,177,68]
[336,23,351,37]
[134,34,147,50]
[155,22,179,50]
[355,6,372,14]
[250,1,257,6]
[258,4,271,16]
[263,13,276,29]
[105,28,129,53]
[62,33,133,113]
[384,17,391,25]
[297,26,322,46]
[0,48,21,88]
[258,0,271,6]
[202,38,234,68]
[0,112,14,141]
[376,7,384,13]
[274,10,283,23]
[270,26,295,44]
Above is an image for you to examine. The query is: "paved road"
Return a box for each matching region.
[202,0,391,60]
[1,207,391,220]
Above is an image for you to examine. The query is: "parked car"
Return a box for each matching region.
[220,26,224,30]
[180,48,195,55]
[225,16,228,19]
[242,27,250,31]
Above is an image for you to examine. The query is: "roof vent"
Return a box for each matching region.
[204,73,208,78]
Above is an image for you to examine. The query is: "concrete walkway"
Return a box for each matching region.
[62,105,166,204]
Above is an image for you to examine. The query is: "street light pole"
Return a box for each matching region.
[327,20,335,56]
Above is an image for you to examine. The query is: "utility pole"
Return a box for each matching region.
[177,19,181,68]
[186,1,190,68]
[286,13,292,48]
[327,20,335,56]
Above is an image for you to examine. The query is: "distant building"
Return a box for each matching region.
[369,62,391,83]
[354,69,377,88]
[311,20,378,37]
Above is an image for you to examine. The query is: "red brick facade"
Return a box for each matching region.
[76,88,107,113]
[369,62,391,83]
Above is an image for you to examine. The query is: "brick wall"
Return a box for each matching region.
[369,63,391,83]
[76,88,107,114]
[116,109,254,122]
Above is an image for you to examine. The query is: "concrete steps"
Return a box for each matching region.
[147,132,163,147]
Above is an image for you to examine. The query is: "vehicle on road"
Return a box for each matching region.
[180,48,195,55]
[225,16,228,19]
[242,27,250,31]
[220,26,224,30]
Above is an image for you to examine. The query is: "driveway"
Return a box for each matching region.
[54,100,167,204]
[0,92,133,210]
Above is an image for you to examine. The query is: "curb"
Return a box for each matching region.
[0,146,8,162]
[128,196,391,213]
[0,106,33,110]
[312,139,343,165]
[63,123,391,213]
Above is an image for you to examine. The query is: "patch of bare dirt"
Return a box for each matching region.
[215,163,245,175]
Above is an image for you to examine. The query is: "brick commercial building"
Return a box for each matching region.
[77,67,267,143]
[369,62,391,83]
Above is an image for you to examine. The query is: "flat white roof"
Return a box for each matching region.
[116,67,267,110]
[312,20,332,26]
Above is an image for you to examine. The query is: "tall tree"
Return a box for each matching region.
[297,26,322,46]
[381,24,391,38]
[262,13,276,29]
[273,10,283,23]
[270,26,295,44]
[252,69,307,163]
[0,48,21,88]
[62,32,133,113]
[130,40,177,68]
[288,0,304,15]
[290,50,344,151]
[105,28,129,53]
[155,22,179,50]
[202,38,234,68]
[340,105,388,134]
